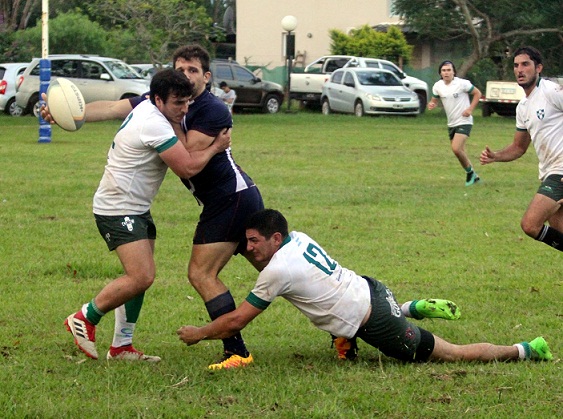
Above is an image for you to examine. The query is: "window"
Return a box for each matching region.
[233,66,255,82]
[214,64,234,80]
[343,72,355,87]
[331,71,343,84]
[82,61,104,79]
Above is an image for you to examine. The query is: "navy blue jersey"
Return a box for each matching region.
[130,90,256,206]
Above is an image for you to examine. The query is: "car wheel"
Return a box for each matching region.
[354,101,364,117]
[321,98,331,115]
[6,98,23,117]
[416,92,427,114]
[482,103,492,117]
[28,93,40,117]
[263,94,281,114]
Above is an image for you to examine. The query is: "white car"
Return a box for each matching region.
[321,68,420,117]
[0,62,28,116]
[16,55,150,117]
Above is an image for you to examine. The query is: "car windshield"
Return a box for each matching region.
[105,61,144,79]
[357,71,402,87]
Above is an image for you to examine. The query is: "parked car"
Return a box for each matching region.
[16,55,150,117]
[321,68,420,117]
[130,63,171,79]
[209,59,284,114]
[0,62,28,116]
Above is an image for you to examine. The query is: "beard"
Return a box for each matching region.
[518,74,538,90]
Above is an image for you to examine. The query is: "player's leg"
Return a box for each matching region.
[188,241,253,369]
[65,239,156,360]
[522,176,563,251]
[429,334,553,362]
[451,130,479,186]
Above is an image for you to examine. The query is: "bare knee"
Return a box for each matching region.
[520,218,542,238]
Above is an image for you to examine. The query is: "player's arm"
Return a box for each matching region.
[177,301,263,345]
[427,96,439,111]
[84,99,133,122]
[463,86,481,116]
[160,128,231,179]
[480,130,531,165]
[184,128,219,152]
[40,94,134,123]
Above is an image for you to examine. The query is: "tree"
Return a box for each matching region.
[329,25,413,65]
[9,12,111,61]
[392,0,562,77]
[86,0,223,65]
[0,0,39,31]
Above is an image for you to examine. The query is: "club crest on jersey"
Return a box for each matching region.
[536,109,545,120]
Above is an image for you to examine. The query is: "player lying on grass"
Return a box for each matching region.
[177,209,553,363]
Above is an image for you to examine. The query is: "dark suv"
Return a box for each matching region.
[210,60,284,113]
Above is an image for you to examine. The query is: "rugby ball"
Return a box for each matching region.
[46,78,86,131]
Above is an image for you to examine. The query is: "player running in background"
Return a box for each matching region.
[480,46,563,252]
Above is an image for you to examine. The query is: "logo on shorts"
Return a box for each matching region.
[536,109,545,120]
[105,233,111,243]
[540,185,553,193]
[385,289,402,318]
[122,216,135,232]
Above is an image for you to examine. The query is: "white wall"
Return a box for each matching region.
[236,0,400,68]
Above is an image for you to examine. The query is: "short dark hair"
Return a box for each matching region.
[219,81,228,88]
[438,60,456,76]
[513,46,543,67]
[149,68,193,104]
[246,209,289,239]
[172,44,211,73]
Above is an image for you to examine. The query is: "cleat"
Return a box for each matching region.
[523,337,553,361]
[208,352,253,370]
[410,299,461,320]
[331,335,358,360]
[465,171,480,186]
[106,345,161,362]
[64,311,98,360]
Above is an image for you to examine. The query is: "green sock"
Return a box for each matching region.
[465,166,473,173]
[84,300,104,325]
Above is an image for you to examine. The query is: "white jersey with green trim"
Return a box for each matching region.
[93,100,178,215]
[516,78,563,180]
[432,77,475,127]
[246,231,371,338]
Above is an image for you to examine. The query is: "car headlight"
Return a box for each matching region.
[365,93,381,101]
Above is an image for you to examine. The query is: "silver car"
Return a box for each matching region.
[16,54,150,117]
[0,62,28,116]
[321,68,420,117]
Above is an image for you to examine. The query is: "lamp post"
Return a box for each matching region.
[281,15,297,112]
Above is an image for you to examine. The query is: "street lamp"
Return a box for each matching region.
[281,15,297,111]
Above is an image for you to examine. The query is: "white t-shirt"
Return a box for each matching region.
[432,77,475,127]
[93,100,177,215]
[516,78,563,180]
[246,231,371,338]
[220,89,236,104]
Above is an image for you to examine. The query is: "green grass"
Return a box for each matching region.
[0,111,561,418]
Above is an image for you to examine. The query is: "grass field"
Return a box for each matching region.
[0,110,561,418]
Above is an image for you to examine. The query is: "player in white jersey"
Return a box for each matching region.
[177,209,553,363]
[480,46,563,253]
[64,69,231,362]
[428,61,482,186]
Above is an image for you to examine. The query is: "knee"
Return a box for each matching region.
[520,218,541,238]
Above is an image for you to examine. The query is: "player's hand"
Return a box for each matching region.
[177,325,202,346]
[480,146,496,165]
[39,93,56,124]
[213,128,232,152]
[462,108,472,117]
[427,102,437,111]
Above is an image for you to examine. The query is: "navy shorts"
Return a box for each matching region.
[193,186,264,254]
[94,211,156,251]
[355,276,435,362]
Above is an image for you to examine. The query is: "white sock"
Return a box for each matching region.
[112,304,136,348]
[401,301,414,318]
[513,343,526,360]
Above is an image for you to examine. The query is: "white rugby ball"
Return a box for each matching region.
[46,78,86,131]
